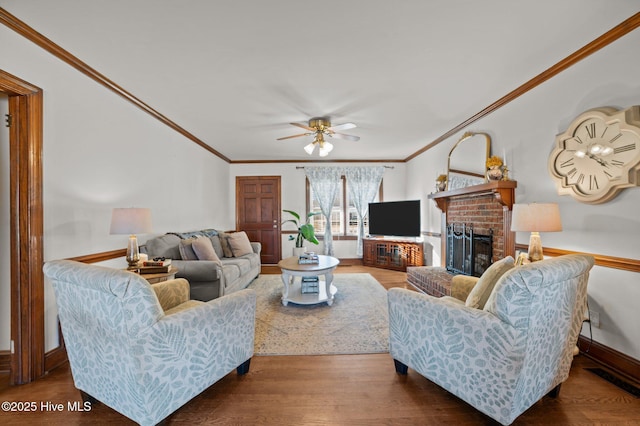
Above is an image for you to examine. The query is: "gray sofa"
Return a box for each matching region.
[142,229,261,301]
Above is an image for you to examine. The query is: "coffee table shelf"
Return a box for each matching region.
[278,255,340,306]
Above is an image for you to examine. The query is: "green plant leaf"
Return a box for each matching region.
[283,209,300,221]
[299,223,319,245]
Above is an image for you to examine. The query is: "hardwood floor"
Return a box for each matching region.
[1,266,639,425]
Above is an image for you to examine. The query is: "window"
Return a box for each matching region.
[306,176,382,238]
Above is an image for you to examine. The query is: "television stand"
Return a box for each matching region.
[363,238,424,272]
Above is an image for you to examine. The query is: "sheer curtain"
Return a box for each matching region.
[345,166,385,256]
[305,167,342,256]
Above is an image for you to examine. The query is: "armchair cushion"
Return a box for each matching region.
[152,278,191,311]
[465,255,514,309]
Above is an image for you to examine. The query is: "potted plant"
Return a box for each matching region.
[282,209,320,256]
[486,155,504,180]
[436,174,448,191]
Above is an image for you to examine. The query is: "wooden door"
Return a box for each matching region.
[236,176,281,264]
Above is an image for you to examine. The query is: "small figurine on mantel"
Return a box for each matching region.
[435,174,448,192]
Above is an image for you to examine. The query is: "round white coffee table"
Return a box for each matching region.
[277,255,340,306]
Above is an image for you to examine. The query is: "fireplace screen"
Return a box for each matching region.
[446,223,493,277]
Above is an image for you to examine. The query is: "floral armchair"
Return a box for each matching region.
[388,254,594,425]
[43,260,256,426]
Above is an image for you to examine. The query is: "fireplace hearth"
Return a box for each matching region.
[446,223,493,277]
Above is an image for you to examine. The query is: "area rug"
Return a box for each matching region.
[247,273,389,356]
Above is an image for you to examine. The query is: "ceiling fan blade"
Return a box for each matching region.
[329,132,360,141]
[328,122,356,132]
[276,132,312,140]
[290,122,316,131]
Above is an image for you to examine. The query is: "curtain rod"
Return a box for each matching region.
[296,165,394,169]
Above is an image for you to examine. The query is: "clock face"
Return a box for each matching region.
[549,106,640,204]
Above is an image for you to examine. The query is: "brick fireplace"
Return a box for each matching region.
[407,181,517,296]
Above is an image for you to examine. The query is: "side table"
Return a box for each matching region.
[138,266,178,284]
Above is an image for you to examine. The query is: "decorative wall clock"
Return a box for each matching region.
[548,105,640,204]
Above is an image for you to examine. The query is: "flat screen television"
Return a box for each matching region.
[368,200,421,237]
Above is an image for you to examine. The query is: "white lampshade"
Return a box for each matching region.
[511,203,562,232]
[304,142,316,155]
[110,208,153,268]
[110,208,153,234]
[511,203,562,262]
[319,141,333,157]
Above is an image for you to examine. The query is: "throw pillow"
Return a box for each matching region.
[192,237,221,262]
[227,231,254,257]
[208,235,224,258]
[465,256,514,310]
[218,232,234,258]
[178,237,199,260]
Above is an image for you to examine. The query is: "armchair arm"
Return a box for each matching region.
[388,288,524,393]
[450,275,479,302]
[152,278,190,311]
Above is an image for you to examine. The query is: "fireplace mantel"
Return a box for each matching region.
[429,180,517,211]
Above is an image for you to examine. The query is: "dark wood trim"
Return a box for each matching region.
[0,7,230,163]
[67,248,127,264]
[515,244,640,273]
[578,336,640,384]
[1,69,45,385]
[429,180,518,211]
[230,159,403,164]
[0,351,10,373]
[405,12,640,162]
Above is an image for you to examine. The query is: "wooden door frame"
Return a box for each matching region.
[0,69,45,384]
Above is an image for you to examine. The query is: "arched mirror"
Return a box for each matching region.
[447,131,491,190]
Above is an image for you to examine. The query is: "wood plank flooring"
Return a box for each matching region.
[1,266,639,425]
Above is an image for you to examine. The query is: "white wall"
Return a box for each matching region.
[1,25,232,352]
[230,163,407,259]
[407,28,640,361]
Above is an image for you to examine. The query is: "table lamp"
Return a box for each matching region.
[110,208,153,268]
[511,203,562,262]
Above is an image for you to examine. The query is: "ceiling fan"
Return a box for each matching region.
[277,117,360,157]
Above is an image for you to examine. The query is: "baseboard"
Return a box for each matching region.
[578,336,640,384]
[44,345,67,373]
[0,350,10,373]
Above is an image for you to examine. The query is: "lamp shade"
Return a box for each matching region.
[511,203,562,232]
[109,208,153,235]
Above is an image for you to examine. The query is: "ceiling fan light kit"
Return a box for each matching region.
[277,116,359,157]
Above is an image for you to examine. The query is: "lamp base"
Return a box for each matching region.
[126,234,140,268]
[527,232,544,262]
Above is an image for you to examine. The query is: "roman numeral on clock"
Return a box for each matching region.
[560,159,574,168]
[590,175,598,190]
[609,133,623,144]
[611,159,624,167]
[585,123,596,139]
[614,143,636,154]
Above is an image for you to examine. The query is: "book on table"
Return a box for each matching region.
[138,265,171,274]
[298,252,319,264]
[301,275,319,294]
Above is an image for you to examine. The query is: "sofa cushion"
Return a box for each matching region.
[192,237,221,262]
[221,263,241,284]
[178,237,199,260]
[144,234,182,259]
[218,232,234,258]
[227,231,254,257]
[221,258,252,275]
[466,255,514,309]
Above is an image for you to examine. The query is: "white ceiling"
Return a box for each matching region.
[4,1,640,161]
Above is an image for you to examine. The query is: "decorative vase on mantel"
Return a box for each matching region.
[486,165,503,181]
